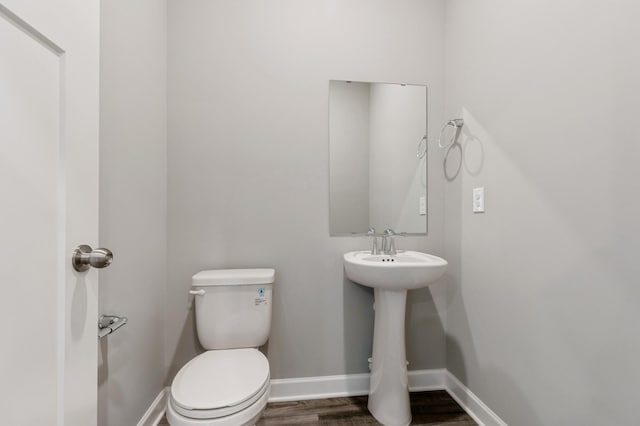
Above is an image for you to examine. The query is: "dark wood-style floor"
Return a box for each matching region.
[160,391,476,425]
[256,391,476,425]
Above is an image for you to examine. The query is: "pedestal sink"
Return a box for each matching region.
[343,250,447,426]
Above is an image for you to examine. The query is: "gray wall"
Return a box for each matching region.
[166,0,448,381]
[98,0,167,424]
[444,1,640,425]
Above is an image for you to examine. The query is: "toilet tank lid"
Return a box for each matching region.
[192,268,275,286]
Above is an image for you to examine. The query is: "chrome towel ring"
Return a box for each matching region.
[438,118,464,149]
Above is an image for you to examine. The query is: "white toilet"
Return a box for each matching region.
[167,269,275,426]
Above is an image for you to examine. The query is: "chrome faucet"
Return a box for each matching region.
[382,228,397,255]
[367,227,379,254]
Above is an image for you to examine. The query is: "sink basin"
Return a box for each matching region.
[343,250,447,426]
[343,250,447,290]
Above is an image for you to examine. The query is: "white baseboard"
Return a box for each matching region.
[140,371,506,426]
[269,372,371,402]
[408,368,447,391]
[268,368,446,402]
[137,387,168,426]
[445,372,507,426]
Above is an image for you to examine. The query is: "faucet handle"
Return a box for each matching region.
[382,229,397,255]
[367,227,379,254]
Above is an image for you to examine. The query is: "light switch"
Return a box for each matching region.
[419,196,426,215]
[473,187,485,213]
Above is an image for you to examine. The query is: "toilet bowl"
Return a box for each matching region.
[167,349,270,426]
[167,269,275,426]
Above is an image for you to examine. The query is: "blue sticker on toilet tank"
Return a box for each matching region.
[255,287,268,306]
[255,287,269,306]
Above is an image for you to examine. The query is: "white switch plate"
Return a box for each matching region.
[419,196,426,215]
[473,187,485,213]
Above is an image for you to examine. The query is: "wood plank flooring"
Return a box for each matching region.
[161,391,476,425]
[256,391,476,425]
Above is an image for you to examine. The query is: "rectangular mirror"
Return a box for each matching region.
[329,80,428,235]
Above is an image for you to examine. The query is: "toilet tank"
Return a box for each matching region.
[191,269,274,350]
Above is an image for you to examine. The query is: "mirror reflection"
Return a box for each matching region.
[329,80,428,235]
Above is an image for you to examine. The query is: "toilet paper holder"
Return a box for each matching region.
[98,315,128,339]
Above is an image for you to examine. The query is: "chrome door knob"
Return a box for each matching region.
[72,244,113,272]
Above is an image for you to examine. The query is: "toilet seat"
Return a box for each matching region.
[170,348,270,420]
[171,375,270,420]
[166,388,269,426]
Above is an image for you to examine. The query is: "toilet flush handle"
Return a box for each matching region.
[189,289,205,296]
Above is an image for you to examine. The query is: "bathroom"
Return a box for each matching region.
[3,0,639,425]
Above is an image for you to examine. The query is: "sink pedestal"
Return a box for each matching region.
[368,288,411,426]
[343,250,448,426]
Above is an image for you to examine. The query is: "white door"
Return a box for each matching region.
[0,1,99,425]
